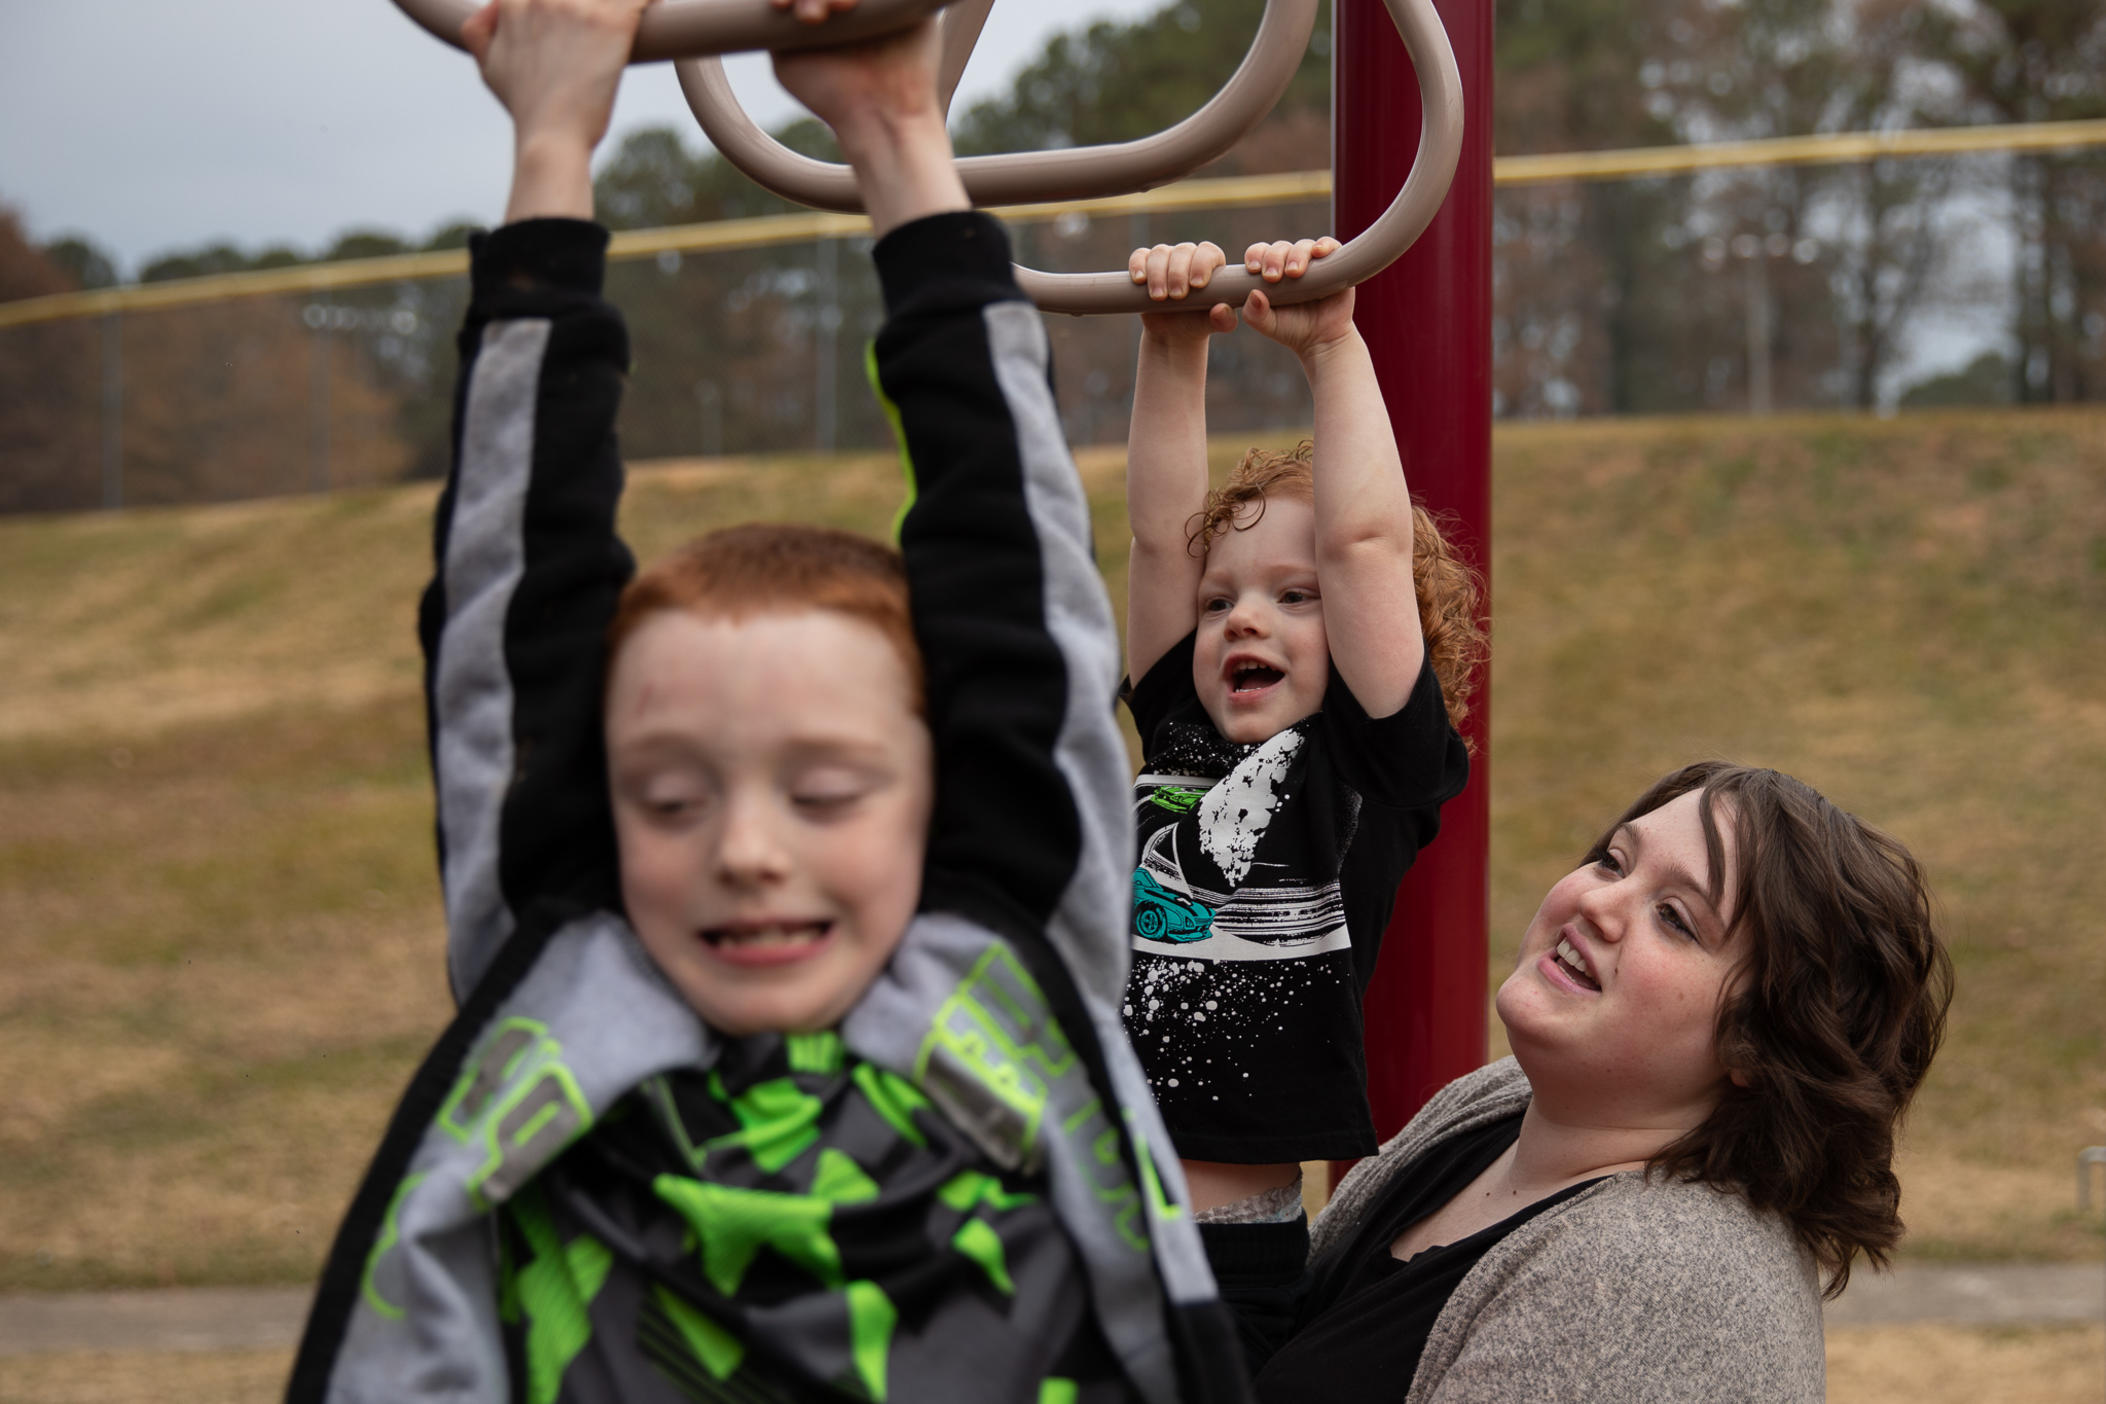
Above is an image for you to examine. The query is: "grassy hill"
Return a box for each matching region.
[1,409,2101,1291]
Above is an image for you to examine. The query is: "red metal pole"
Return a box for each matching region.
[1333,0,1494,1151]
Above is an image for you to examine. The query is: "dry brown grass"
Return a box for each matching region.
[1826,1325,2106,1403]
[0,408,2098,1291]
[0,1348,295,1404]
[1487,406,2106,1261]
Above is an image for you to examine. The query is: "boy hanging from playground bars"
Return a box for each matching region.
[287,2,1251,1399]
[1114,237,1480,1331]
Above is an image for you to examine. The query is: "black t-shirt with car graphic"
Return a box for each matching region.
[1121,633,1469,1163]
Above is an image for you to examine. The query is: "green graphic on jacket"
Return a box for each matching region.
[492,1023,1125,1402]
[1132,870,1216,943]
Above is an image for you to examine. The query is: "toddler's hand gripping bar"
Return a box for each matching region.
[388,0,964,64]
[678,0,1462,315]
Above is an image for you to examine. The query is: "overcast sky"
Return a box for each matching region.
[0,0,1164,276]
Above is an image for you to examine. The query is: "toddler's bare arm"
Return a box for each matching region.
[1124,241,1235,681]
[1241,240,1426,718]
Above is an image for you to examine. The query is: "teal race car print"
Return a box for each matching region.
[1132,870,1217,943]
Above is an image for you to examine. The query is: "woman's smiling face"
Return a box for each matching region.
[1496,789,1749,1131]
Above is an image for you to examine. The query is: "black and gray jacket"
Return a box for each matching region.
[287,214,1247,1403]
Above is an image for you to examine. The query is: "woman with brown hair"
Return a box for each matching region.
[1212,761,1954,1401]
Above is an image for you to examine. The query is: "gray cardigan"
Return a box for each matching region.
[1309,1059,1826,1402]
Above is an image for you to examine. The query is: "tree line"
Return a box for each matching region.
[1,0,2100,513]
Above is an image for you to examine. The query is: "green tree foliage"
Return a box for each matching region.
[0,212,100,510]
[590,116,839,230]
[1926,1,2106,402]
[1899,350,2013,409]
[423,221,477,252]
[134,240,306,282]
[1646,0,1977,409]
[139,243,255,283]
[1489,0,2050,415]
[42,235,119,291]
[323,230,410,261]
[1494,0,1675,153]
[1492,0,1689,416]
[950,0,1329,158]
[594,126,714,229]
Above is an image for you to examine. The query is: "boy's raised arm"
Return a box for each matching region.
[1241,241,1427,718]
[771,16,968,235]
[423,0,646,999]
[1124,242,1233,683]
[777,32,1130,978]
[461,0,648,221]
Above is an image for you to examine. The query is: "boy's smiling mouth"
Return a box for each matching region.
[701,918,834,965]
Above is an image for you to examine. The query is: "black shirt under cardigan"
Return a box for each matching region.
[1242,1113,1603,1397]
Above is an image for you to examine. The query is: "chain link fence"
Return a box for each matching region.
[3,146,2101,515]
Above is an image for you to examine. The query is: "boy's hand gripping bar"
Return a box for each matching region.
[678,0,1316,213]
[679,0,1463,315]
[389,0,1461,315]
[388,0,965,64]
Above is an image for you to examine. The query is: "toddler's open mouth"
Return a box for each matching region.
[1229,662,1285,694]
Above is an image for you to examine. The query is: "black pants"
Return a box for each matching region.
[1199,1216,1309,1379]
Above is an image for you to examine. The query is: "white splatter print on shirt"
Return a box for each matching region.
[1195,728,1303,885]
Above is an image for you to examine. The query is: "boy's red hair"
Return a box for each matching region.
[607,523,924,713]
[1189,441,1486,740]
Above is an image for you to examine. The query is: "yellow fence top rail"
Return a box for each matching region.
[1493,117,2106,185]
[4,118,2102,331]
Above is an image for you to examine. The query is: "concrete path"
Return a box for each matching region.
[1820,1262,2103,1328]
[1,1263,2098,1356]
[0,1286,311,1356]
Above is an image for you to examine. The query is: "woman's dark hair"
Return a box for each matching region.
[1586,762,1954,1298]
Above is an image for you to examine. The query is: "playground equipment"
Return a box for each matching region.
[389,0,1463,316]
[392,0,970,63]
[1336,0,1491,1139]
[387,0,1490,1138]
